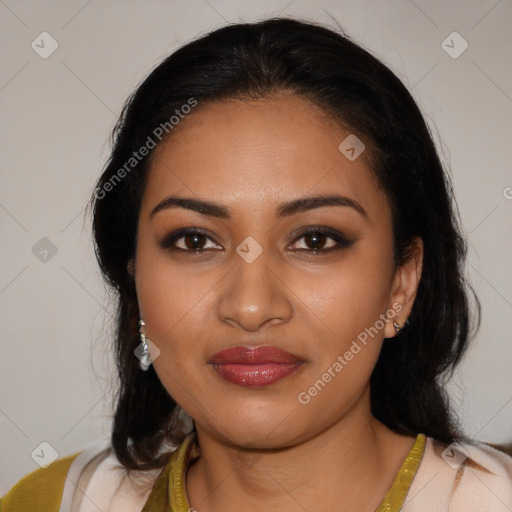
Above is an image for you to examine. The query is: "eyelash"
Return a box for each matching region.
[159,227,354,255]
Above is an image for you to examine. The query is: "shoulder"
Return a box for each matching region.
[75,449,163,511]
[0,439,109,512]
[1,438,175,512]
[404,435,512,511]
[0,451,80,511]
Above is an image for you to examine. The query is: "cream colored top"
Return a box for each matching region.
[70,445,159,511]
[67,433,512,511]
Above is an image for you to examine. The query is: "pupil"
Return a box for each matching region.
[307,232,326,249]
[185,233,205,250]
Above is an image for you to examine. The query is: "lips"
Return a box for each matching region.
[208,346,305,388]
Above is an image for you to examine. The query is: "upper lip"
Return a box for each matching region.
[208,345,304,364]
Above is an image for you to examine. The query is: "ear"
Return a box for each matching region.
[127,257,135,277]
[384,237,423,339]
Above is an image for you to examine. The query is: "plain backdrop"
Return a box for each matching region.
[1,0,511,493]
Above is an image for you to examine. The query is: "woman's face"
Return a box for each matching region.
[133,93,422,449]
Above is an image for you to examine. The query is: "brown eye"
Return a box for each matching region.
[289,227,354,254]
[302,231,330,250]
[160,229,223,252]
[182,232,208,250]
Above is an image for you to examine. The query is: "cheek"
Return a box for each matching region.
[140,273,211,407]
[135,241,215,337]
[299,249,392,337]
[291,264,389,417]
[134,259,195,389]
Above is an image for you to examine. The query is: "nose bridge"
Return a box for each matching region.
[217,236,293,331]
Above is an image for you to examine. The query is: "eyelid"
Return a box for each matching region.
[160,225,354,253]
[159,227,223,251]
[287,226,354,251]
[287,225,349,243]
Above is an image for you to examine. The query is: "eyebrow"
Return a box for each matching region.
[149,194,368,220]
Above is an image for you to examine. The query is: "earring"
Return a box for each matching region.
[393,319,409,333]
[138,319,151,371]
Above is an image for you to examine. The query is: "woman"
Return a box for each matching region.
[2,17,511,512]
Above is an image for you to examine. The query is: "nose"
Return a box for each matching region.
[216,249,293,332]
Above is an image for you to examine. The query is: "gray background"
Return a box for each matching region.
[1,0,511,493]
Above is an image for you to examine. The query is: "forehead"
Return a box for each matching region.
[142,93,388,221]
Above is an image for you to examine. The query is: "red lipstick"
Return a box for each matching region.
[208,346,305,388]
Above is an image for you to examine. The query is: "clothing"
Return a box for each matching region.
[1,432,512,511]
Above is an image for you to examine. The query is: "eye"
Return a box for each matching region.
[288,227,354,254]
[159,228,222,253]
[160,226,354,255]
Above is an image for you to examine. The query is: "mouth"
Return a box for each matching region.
[208,345,306,388]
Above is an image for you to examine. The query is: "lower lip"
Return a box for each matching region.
[211,362,303,387]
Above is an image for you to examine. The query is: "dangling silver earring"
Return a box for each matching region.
[138,319,151,371]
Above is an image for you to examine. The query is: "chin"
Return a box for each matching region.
[198,406,307,449]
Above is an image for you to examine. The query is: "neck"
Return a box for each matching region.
[185,390,416,512]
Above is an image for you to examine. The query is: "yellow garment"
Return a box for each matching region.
[141,432,427,511]
[1,433,425,511]
[0,451,80,511]
[375,433,426,511]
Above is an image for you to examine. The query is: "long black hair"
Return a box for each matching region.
[87,17,480,470]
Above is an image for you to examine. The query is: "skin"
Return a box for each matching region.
[130,92,424,511]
